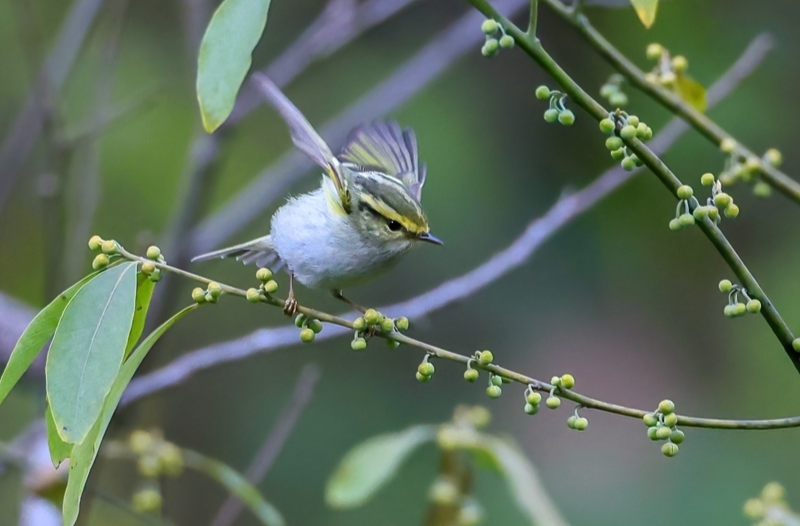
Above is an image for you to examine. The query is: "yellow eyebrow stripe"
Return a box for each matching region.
[359,193,426,234]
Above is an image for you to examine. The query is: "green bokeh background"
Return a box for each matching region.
[2,0,800,524]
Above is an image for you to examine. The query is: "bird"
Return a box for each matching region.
[192,73,442,315]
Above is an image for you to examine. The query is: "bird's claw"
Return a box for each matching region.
[283,297,298,316]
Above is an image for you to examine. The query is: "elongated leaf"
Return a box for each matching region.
[675,73,707,112]
[183,448,285,526]
[630,0,658,27]
[0,271,99,406]
[124,273,155,359]
[46,402,73,468]
[326,425,436,508]
[46,262,137,444]
[62,304,197,526]
[197,0,272,133]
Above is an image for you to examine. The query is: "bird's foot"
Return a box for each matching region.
[283,296,298,316]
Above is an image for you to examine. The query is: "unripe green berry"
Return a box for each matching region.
[550,376,561,386]
[524,403,539,415]
[635,122,649,139]
[364,309,382,325]
[643,413,658,427]
[351,338,367,351]
[720,138,737,154]
[395,317,409,331]
[482,39,499,56]
[610,148,626,161]
[526,391,542,405]
[486,385,502,398]
[764,148,782,167]
[626,115,640,128]
[132,488,162,512]
[294,314,308,328]
[671,55,688,72]
[464,368,479,382]
[753,182,771,198]
[656,426,672,440]
[141,261,156,275]
[191,288,206,303]
[661,442,679,457]
[678,213,695,227]
[658,399,675,414]
[669,430,685,444]
[308,319,323,334]
[246,288,261,303]
[149,269,162,283]
[353,317,367,331]
[718,279,732,293]
[499,35,514,49]
[646,43,663,60]
[708,206,720,220]
[545,396,561,409]
[101,239,118,255]
[380,317,395,333]
[159,443,184,477]
[205,291,217,303]
[620,125,637,140]
[146,246,161,260]
[491,375,503,387]
[746,299,762,314]
[605,136,623,151]
[478,350,494,366]
[207,281,222,299]
[793,338,800,352]
[745,156,761,173]
[609,92,628,107]
[642,126,653,141]
[664,412,678,427]
[129,430,153,454]
[92,254,110,270]
[743,499,766,520]
[88,235,103,251]
[543,109,559,123]
[558,110,575,126]
[647,427,660,440]
[599,118,615,134]
[676,185,693,199]
[560,374,575,389]
[418,362,435,377]
[567,415,577,429]
[700,173,715,186]
[724,203,740,218]
[723,304,735,318]
[137,455,162,478]
[385,339,400,349]
[693,206,709,220]
[732,302,747,317]
[763,482,786,502]
[574,417,589,431]
[668,218,681,231]
[263,280,278,293]
[621,156,637,171]
[535,85,551,100]
[416,371,431,383]
[481,19,499,34]
[299,328,315,343]
[428,477,458,504]
[660,71,677,86]
[713,193,731,208]
[599,84,616,98]
[256,268,273,281]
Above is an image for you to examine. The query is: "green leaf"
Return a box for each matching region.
[326,425,436,508]
[182,448,285,526]
[196,0,272,133]
[630,0,658,28]
[124,273,155,359]
[46,262,137,445]
[45,402,73,468]
[62,304,197,526]
[0,271,99,407]
[675,73,707,112]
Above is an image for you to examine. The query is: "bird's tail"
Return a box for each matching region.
[191,236,284,270]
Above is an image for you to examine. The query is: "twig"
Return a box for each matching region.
[210,365,320,526]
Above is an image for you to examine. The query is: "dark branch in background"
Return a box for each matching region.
[209,365,320,526]
[120,34,770,406]
[0,0,108,212]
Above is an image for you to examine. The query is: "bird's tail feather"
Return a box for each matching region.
[191,237,285,271]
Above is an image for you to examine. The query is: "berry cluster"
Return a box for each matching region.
[643,399,684,457]
[717,138,781,198]
[350,309,408,351]
[599,73,629,108]
[192,281,223,304]
[295,313,324,343]
[743,482,790,524]
[718,279,761,318]
[480,19,514,56]
[128,429,184,512]
[416,353,436,382]
[536,85,575,126]
[643,43,688,89]
[245,267,278,303]
[600,113,653,170]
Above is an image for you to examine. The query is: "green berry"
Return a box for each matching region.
[88,235,103,251]
[132,488,162,512]
[385,339,400,349]
[621,157,637,171]
[719,279,732,293]
[478,350,494,366]
[246,288,262,303]
[481,19,499,34]
[642,126,653,141]
[599,118,615,134]
[765,148,782,167]
[558,110,575,126]
[724,203,740,218]
[723,304,736,317]
[263,280,278,293]
[308,319,324,334]
[605,136,623,151]
[620,125,637,140]
[646,43,663,60]
[418,362,435,377]
[364,309,382,325]
[753,182,772,198]
[256,268,273,281]
[129,430,153,454]
[353,317,367,331]
[545,396,561,409]
[148,269,162,283]
[669,430,685,444]
[351,338,367,351]
[567,415,577,429]
[464,368,479,382]
[535,85,551,100]
[543,109,559,123]
[668,218,681,231]
[101,239,118,255]
[491,375,503,386]
[745,157,761,173]
[138,454,161,477]
[486,385,502,398]
[191,287,206,303]
[560,374,575,389]
[299,328,315,343]
[676,185,693,199]
[720,138,737,154]
[146,246,161,260]
[395,317,409,331]
[746,299,762,314]
[550,376,561,386]
[793,338,800,352]
[658,399,675,414]
[647,427,660,440]
[92,254,110,270]
[380,317,395,333]
[678,213,695,227]
[664,412,678,427]
[574,417,589,431]
[482,39,499,56]
[692,206,709,220]
[610,148,626,161]
[609,92,628,107]
[416,371,431,383]
[294,314,308,328]
[643,413,658,427]
[732,303,747,317]
[524,403,539,415]
[671,55,688,72]
[661,442,679,457]
[708,206,720,220]
[141,261,156,275]
[656,426,672,440]
[207,281,222,299]
[635,122,649,139]
[499,35,514,49]
[701,173,715,186]
[526,391,542,405]
[627,115,640,128]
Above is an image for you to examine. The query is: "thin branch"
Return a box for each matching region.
[210,365,320,526]
[465,0,799,373]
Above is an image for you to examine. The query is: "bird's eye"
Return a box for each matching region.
[387,220,402,231]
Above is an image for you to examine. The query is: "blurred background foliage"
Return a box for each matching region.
[2,0,800,524]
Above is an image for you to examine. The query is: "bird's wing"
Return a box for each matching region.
[252,73,350,212]
[338,121,427,201]
[191,236,285,271]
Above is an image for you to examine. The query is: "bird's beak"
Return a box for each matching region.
[418,232,444,245]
